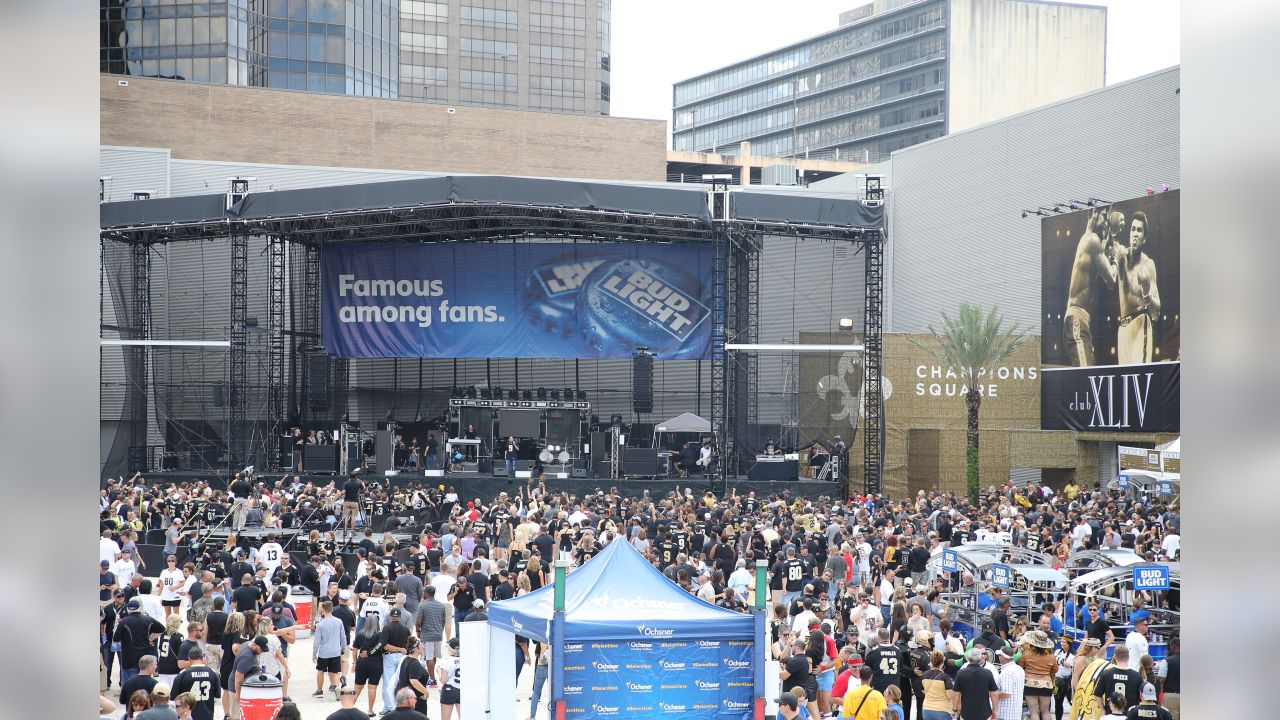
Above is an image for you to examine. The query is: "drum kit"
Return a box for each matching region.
[538,444,572,470]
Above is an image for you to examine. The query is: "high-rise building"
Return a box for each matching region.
[100,0,611,114]
[671,0,1104,161]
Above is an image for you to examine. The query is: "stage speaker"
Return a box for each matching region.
[374,430,395,473]
[303,444,338,473]
[632,353,653,415]
[623,447,659,476]
[571,468,588,478]
[308,355,331,411]
[478,459,493,474]
[493,466,509,477]
[212,383,226,408]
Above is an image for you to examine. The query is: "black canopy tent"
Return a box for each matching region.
[99,174,886,493]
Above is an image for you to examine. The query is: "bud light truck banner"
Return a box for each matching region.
[322,241,714,359]
[562,638,754,720]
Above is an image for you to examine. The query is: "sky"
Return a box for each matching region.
[610,0,1180,141]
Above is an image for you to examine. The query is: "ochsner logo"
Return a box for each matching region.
[564,643,584,653]
[625,681,653,692]
[695,680,721,691]
[696,640,721,649]
[723,699,751,710]
[592,661,620,671]
[591,704,620,716]
[637,623,675,638]
[563,685,583,695]
[659,659,686,670]
[628,641,653,651]
[658,702,688,712]
[724,658,751,669]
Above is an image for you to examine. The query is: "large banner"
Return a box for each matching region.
[1040,191,1179,431]
[322,242,713,359]
[562,638,753,720]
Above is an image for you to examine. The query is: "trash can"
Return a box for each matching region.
[238,673,283,720]
[291,585,313,637]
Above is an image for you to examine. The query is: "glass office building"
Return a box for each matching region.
[672,0,1105,163]
[102,0,611,114]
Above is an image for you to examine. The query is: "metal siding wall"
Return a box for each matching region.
[169,160,439,197]
[100,146,171,199]
[888,67,1180,333]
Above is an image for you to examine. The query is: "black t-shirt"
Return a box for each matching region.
[991,607,1009,638]
[782,558,806,592]
[301,564,322,594]
[353,631,383,666]
[396,656,432,714]
[118,672,157,705]
[173,665,221,720]
[1096,666,1142,709]
[326,709,375,720]
[380,621,411,653]
[230,479,253,499]
[1126,705,1174,720]
[864,644,905,693]
[467,572,490,596]
[782,654,811,692]
[493,581,516,601]
[204,611,228,644]
[908,546,930,573]
[657,541,677,568]
[954,664,998,720]
[1162,653,1179,693]
[334,605,357,639]
[157,631,184,674]
[344,479,362,502]
[451,583,476,612]
[1086,617,1113,642]
[232,584,261,613]
[382,708,429,720]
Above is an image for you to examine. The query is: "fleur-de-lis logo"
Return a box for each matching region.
[816,352,892,429]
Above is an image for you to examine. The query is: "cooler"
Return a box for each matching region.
[291,586,313,637]
[238,673,283,720]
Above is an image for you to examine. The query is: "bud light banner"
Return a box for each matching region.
[562,638,754,720]
[322,241,713,359]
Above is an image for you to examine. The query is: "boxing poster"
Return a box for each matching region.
[322,241,713,359]
[1040,191,1179,432]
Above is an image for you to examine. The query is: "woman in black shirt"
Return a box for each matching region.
[351,614,384,715]
[395,636,432,715]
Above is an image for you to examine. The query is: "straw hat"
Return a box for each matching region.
[1022,630,1054,650]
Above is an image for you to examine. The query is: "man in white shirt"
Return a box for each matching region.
[1160,531,1180,560]
[100,530,123,566]
[358,583,391,629]
[113,555,138,589]
[855,535,872,587]
[258,534,285,582]
[1070,517,1092,550]
[994,646,1024,720]
[728,560,754,599]
[1125,617,1150,663]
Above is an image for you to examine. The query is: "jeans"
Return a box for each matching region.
[381,652,404,711]
[881,604,892,625]
[506,458,516,474]
[530,663,549,718]
[120,666,139,686]
[454,610,469,637]
[100,641,116,685]
[922,711,952,720]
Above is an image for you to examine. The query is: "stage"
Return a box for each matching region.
[121,469,845,502]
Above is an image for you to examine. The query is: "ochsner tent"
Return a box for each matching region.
[488,537,759,719]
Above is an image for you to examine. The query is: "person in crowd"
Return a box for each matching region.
[955,648,999,720]
[842,666,887,720]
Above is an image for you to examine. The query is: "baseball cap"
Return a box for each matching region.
[903,578,913,587]
[473,599,486,609]
[252,636,271,651]
[339,589,352,601]
[1141,683,1157,701]
[775,692,799,710]
[151,683,171,699]
[101,560,111,568]
[389,607,403,617]
[126,598,141,612]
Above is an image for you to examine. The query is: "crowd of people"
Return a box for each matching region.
[98,470,1179,720]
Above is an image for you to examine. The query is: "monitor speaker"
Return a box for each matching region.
[308,355,331,411]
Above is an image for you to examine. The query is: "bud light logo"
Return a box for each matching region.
[594,262,709,342]
[724,659,751,669]
[637,623,675,638]
[591,704,620,715]
[723,699,751,710]
[592,661,620,671]
[659,660,686,670]
[695,680,721,691]
[659,703,687,712]
[534,259,605,297]
[696,640,721,649]
[625,682,653,692]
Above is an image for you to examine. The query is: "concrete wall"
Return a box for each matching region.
[946,0,1106,133]
[100,75,665,181]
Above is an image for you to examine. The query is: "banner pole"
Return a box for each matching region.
[552,559,570,720]
[753,563,767,720]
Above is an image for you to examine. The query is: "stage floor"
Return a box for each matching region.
[121,469,845,501]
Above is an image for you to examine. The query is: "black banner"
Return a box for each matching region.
[1041,362,1179,432]
[1041,191,1179,432]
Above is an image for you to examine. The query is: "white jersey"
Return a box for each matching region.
[159,568,185,601]
[359,596,390,627]
[258,542,284,574]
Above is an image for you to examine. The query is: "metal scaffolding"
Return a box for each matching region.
[127,243,151,472]
[227,227,249,471]
[862,229,885,495]
[267,235,287,468]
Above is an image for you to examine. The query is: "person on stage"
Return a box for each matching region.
[763,438,780,457]
[504,437,519,476]
[464,424,479,462]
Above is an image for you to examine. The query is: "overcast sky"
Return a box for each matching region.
[610,0,1180,141]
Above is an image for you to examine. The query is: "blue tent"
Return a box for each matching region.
[487,536,754,641]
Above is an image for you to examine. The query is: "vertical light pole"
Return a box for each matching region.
[551,559,571,720]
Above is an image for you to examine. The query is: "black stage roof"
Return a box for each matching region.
[100,174,883,245]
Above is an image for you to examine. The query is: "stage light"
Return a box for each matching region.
[563,387,573,400]
[551,389,561,400]
[838,317,855,330]
[522,389,532,400]
[480,388,491,400]
[577,390,587,401]
[610,414,623,426]
[537,387,547,400]
[508,389,518,401]
[466,386,477,399]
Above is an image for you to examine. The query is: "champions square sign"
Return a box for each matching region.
[1040,191,1180,432]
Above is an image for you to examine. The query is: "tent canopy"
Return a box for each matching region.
[654,412,711,434]
[487,536,753,642]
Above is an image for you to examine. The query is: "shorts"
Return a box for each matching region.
[817,670,835,691]
[440,684,461,705]
[162,599,181,607]
[1118,312,1152,365]
[354,660,383,686]
[421,641,444,659]
[220,668,234,690]
[496,539,510,549]
[1063,305,1095,366]
[342,501,360,523]
[1025,686,1053,697]
[316,656,342,673]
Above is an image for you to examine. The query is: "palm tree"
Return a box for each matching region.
[911,304,1026,503]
